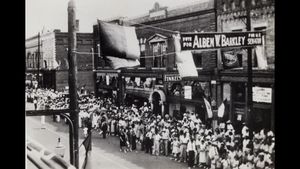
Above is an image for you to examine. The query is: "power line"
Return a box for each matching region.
[74,51,177,59]
[124,20,180,34]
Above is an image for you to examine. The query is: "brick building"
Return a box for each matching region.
[215,0,275,132]
[25,27,95,91]
[93,0,218,121]
[92,0,274,132]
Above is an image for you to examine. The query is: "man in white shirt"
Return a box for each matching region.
[153,131,161,156]
[161,128,170,156]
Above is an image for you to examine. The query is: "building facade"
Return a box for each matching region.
[215,0,275,132]
[25,28,95,92]
[93,0,217,120]
[93,0,274,132]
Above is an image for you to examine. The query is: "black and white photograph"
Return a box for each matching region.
[25,0,275,169]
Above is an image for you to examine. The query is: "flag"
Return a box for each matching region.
[98,20,140,60]
[82,132,92,152]
[80,133,92,169]
[217,101,225,118]
[82,151,93,169]
[175,51,198,78]
[204,98,213,118]
[255,46,268,69]
[106,56,140,69]
[172,34,198,78]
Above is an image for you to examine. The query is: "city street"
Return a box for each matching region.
[26,1,275,169]
[26,103,196,169]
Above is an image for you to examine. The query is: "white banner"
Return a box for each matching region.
[253,86,272,103]
[106,75,110,85]
[184,86,192,99]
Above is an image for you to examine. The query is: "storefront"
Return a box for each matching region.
[121,69,165,113]
[164,72,213,122]
[220,70,274,132]
[94,70,120,104]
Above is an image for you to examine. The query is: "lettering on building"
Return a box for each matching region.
[164,74,181,82]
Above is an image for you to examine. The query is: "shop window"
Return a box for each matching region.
[170,83,182,96]
[192,52,202,68]
[110,77,117,87]
[27,53,31,68]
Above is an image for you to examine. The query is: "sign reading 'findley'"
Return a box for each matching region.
[181,31,263,50]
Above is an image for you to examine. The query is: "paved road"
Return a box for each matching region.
[26,103,200,169]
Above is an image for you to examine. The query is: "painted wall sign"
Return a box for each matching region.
[181,31,263,50]
[164,74,181,82]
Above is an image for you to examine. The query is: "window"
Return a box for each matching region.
[56,39,64,44]
[192,52,202,68]
[44,60,47,68]
[32,53,35,68]
[27,53,31,68]
[151,42,166,68]
[139,38,146,67]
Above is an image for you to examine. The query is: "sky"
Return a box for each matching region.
[26,0,208,38]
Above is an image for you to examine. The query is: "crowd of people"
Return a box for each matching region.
[26,88,275,169]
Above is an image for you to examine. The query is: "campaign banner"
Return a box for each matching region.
[181,31,263,50]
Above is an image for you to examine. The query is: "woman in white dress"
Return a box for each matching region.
[171,137,180,161]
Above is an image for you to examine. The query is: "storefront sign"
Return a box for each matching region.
[253,87,272,103]
[181,31,263,50]
[106,75,109,85]
[164,74,181,82]
[97,73,118,77]
[184,86,192,99]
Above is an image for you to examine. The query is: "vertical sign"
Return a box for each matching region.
[106,75,110,85]
[184,86,192,99]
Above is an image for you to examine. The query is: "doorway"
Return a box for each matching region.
[252,107,271,132]
[152,92,162,116]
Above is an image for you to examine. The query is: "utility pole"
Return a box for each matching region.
[91,48,95,71]
[246,0,253,136]
[37,32,40,88]
[68,0,79,168]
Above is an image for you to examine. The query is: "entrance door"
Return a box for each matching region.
[152,92,161,116]
[252,108,271,132]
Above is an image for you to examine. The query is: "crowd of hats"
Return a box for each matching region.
[26,88,275,169]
